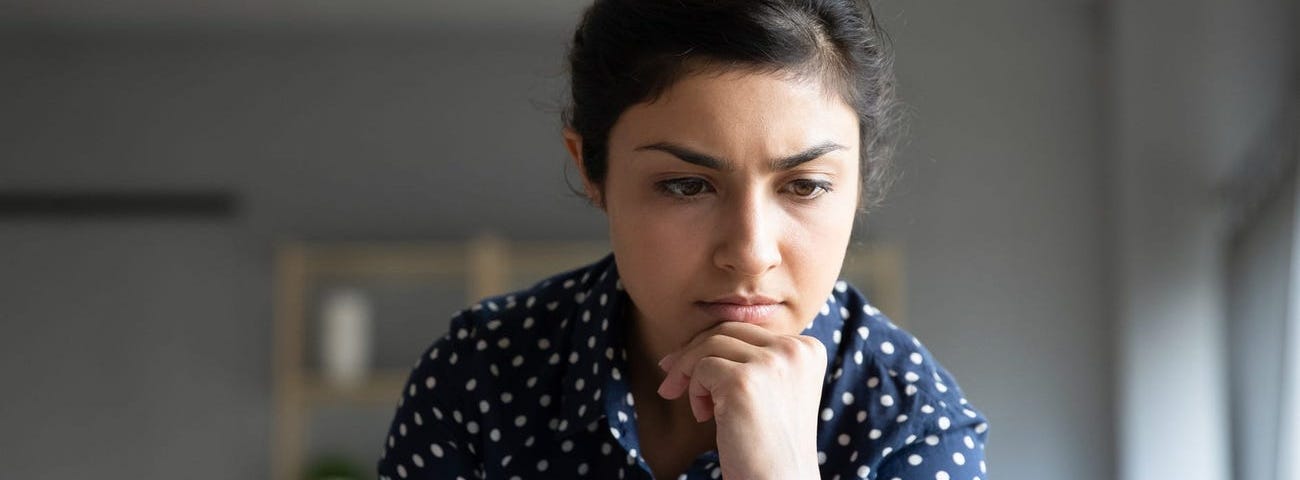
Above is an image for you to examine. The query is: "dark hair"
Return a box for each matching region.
[563,0,902,213]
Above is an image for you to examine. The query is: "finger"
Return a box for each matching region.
[688,376,715,422]
[658,334,766,400]
[684,321,778,351]
[689,356,742,420]
[658,322,779,392]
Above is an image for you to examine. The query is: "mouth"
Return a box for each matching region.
[696,295,783,324]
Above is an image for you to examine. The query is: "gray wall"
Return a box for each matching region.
[1110,0,1297,478]
[867,1,1113,478]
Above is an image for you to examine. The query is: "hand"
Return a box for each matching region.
[657,321,827,480]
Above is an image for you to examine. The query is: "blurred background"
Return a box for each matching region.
[0,0,1297,479]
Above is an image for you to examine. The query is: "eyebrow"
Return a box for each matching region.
[633,141,847,171]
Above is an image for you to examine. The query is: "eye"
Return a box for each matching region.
[655,178,714,199]
[784,179,833,199]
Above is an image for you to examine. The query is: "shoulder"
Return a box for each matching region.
[815,282,990,473]
[418,253,617,379]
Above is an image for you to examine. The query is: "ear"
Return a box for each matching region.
[563,128,604,209]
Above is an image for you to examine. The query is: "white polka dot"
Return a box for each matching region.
[842,392,855,405]
[465,379,477,391]
[938,416,951,430]
[880,395,895,407]
[838,433,851,446]
[489,429,501,441]
[964,436,975,449]
[562,440,574,452]
[537,460,549,472]
[921,404,935,414]
[907,454,923,466]
[868,428,882,439]
[857,326,870,339]
[925,435,940,446]
[952,452,966,465]
[935,472,949,480]
[425,377,436,389]
[910,352,923,364]
[881,342,895,354]
[818,451,827,465]
[857,465,870,478]
[857,410,868,422]
[975,422,988,434]
[854,350,864,365]
[904,371,920,383]
[515,415,527,427]
[397,465,407,478]
[430,444,444,458]
[412,453,424,467]
[867,377,880,388]
[466,421,479,434]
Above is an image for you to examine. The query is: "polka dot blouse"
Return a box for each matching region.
[378,254,990,479]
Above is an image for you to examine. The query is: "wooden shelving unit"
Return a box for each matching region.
[270,235,610,480]
[270,237,902,480]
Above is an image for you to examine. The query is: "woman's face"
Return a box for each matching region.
[573,69,861,357]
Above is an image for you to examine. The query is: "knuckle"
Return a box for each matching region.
[774,336,803,356]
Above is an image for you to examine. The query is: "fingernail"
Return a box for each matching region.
[658,352,677,371]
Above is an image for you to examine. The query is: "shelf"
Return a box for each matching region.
[300,371,410,408]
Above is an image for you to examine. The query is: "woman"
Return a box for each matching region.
[378,1,989,478]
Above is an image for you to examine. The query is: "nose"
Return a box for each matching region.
[712,189,782,278]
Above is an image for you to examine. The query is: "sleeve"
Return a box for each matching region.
[377,310,485,480]
[874,402,989,480]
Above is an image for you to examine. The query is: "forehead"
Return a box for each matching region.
[608,69,860,161]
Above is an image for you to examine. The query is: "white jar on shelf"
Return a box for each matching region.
[319,287,373,390]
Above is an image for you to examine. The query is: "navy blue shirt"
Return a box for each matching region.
[378,254,989,479]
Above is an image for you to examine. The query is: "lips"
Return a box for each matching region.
[697,295,782,324]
